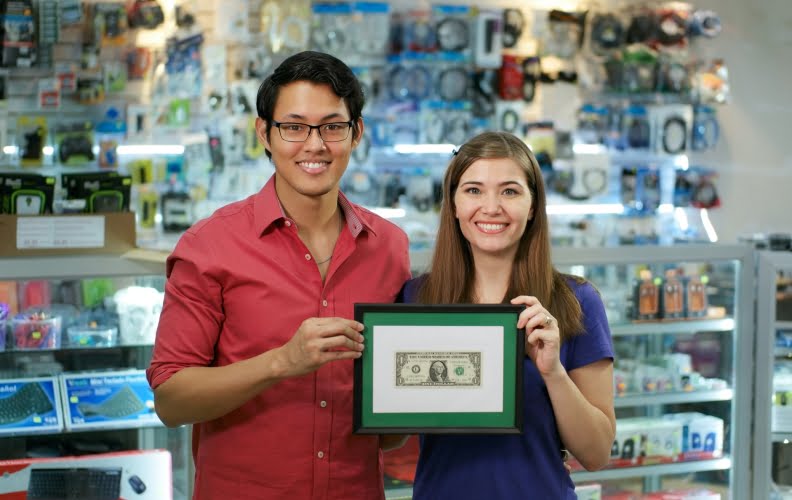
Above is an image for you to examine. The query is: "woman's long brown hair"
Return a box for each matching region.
[418,131,584,341]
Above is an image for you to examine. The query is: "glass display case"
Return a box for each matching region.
[0,254,192,500]
[389,244,753,499]
[554,244,752,499]
[755,250,792,500]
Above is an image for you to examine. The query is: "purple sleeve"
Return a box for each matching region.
[563,281,614,371]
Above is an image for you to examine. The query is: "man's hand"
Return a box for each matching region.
[275,317,365,377]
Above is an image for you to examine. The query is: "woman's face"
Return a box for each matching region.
[453,158,533,261]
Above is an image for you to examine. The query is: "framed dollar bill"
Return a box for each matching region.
[353,303,524,434]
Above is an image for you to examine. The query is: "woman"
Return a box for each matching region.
[402,131,616,499]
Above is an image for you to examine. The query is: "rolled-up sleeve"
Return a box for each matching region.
[147,231,225,390]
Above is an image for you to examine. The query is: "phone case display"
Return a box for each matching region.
[0,377,62,435]
[754,251,792,499]
[550,245,752,499]
[0,254,192,499]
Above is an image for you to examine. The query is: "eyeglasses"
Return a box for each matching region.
[272,120,354,142]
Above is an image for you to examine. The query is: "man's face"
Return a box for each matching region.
[258,81,363,205]
[432,362,444,376]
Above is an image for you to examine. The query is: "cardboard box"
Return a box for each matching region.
[0,449,172,499]
[0,212,135,257]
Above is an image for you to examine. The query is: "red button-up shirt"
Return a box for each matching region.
[147,177,411,500]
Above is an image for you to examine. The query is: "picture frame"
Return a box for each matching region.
[353,303,524,434]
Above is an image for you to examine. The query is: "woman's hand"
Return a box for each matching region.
[511,295,564,379]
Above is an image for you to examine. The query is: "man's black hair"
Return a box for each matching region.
[256,51,365,159]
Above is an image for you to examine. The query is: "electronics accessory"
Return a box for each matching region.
[474,9,502,68]
[498,54,524,100]
[405,12,435,52]
[626,12,656,44]
[127,0,164,30]
[522,57,540,103]
[661,115,687,154]
[387,64,432,101]
[691,106,719,151]
[311,3,350,54]
[689,10,721,38]
[502,8,524,48]
[546,10,587,59]
[655,10,687,47]
[624,108,651,149]
[471,70,496,117]
[590,13,625,54]
[128,474,147,494]
[436,17,470,52]
[437,67,469,101]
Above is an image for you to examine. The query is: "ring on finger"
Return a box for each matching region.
[544,314,553,327]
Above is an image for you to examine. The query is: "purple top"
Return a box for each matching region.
[400,276,614,500]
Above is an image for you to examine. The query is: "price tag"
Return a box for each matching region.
[17,216,105,249]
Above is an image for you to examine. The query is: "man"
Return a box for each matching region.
[429,360,449,383]
[147,51,411,499]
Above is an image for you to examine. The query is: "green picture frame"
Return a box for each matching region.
[353,303,524,434]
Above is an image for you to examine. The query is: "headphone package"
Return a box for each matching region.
[433,5,472,59]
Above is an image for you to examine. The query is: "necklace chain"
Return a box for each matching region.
[313,214,343,266]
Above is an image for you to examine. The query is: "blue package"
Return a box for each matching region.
[60,370,162,430]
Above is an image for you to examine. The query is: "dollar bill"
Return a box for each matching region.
[395,352,481,387]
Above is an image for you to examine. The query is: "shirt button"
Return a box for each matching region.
[317,451,324,459]
[305,254,311,261]
[322,299,328,307]
[285,220,292,227]
[320,400,327,408]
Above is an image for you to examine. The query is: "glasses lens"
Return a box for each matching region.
[319,122,351,142]
[279,123,309,141]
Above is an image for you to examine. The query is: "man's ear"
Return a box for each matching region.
[255,117,270,151]
[352,117,365,147]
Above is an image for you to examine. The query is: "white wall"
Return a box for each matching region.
[679,0,792,241]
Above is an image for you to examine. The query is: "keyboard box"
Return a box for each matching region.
[59,370,162,430]
[0,377,63,436]
[0,448,172,499]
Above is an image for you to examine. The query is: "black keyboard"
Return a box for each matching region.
[27,467,122,500]
[77,385,145,418]
[0,382,54,425]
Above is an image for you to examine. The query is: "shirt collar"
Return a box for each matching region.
[254,175,377,237]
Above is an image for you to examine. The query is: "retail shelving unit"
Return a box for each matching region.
[0,253,192,500]
[754,251,792,499]
[558,244,753,498]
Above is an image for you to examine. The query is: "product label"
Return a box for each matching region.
[17,216,105,249]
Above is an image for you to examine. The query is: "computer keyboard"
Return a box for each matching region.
[77,385,145,418]
[27,467,122,500]
[0,382,54,425]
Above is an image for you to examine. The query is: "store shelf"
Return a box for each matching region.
[614,389,733,408]
[0,253,165,280]
[777,322,792,331]
[0,343,154,355]
[570,457,732,482]
[772,433,792,443]
[609,318,735,337]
